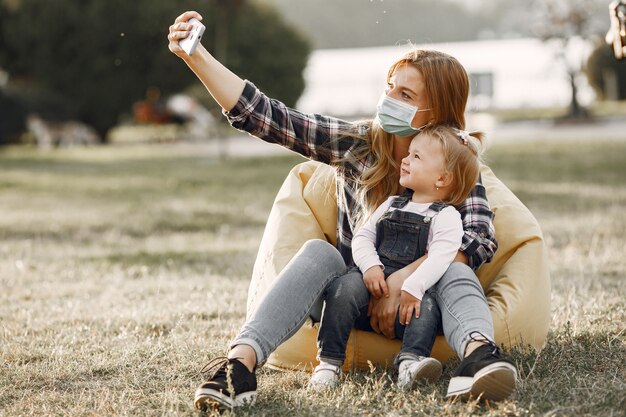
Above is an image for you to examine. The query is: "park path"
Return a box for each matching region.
[176,116,626,158]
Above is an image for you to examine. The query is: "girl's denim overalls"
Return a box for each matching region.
[316,195,446,366]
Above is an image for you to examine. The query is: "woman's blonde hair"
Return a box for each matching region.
[353,49,471,221]
[419,125,484,207]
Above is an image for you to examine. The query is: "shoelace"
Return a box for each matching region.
[467,331,500,356]
[199,356,230,379]
[199,356,249,379]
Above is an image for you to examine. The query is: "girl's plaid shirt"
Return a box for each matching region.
[225,81,498,270]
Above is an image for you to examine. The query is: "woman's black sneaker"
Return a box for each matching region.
[194,357,257,411]
[446,339,517,401]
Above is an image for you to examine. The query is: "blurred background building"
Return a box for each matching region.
[296,38,595,118]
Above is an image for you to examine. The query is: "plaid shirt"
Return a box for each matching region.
[225,81,498,270]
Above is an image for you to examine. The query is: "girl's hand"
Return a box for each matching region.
[399,291,421,325]
[363,266,387,298]
[368,272,402,338]
[168,11,203,58]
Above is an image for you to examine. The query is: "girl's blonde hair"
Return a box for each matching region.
[352,49,471,221]
[419,125,484,207]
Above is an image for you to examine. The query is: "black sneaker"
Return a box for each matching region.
[446,338,517,401]
[194,357,257,411]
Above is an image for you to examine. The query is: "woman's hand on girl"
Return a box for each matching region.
[168,11,203,58]
[399,291,421,325]
[368,272,403,338]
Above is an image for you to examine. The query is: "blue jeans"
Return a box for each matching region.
[316,270,442,366]
[231,239,493,365]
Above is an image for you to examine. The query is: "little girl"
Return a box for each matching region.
[309,125,484,391]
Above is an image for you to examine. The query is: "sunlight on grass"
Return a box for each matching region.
[1,141,624,416]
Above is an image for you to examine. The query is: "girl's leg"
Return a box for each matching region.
[316,268,370,366]
[393,292,443,389]
[394,292,442,361]
[309,269,369,389]
[230,239,349,367]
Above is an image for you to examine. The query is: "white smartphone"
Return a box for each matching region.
[180,18,205,56]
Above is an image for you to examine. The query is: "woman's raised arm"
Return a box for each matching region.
[168,11,245,112]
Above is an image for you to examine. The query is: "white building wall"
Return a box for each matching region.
[296,38,595,118]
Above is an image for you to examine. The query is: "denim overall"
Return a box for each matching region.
[316,194,446,366]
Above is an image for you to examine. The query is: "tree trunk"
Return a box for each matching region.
[568,71,587,119]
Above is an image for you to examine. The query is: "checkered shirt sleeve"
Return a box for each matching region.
[224,81,366,166]
[457,176,498,269]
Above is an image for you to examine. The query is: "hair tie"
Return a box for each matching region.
[456,129,470,145]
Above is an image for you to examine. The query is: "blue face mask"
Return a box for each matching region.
[375,93,431,137]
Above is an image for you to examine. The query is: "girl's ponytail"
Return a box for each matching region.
[421,126,484,207]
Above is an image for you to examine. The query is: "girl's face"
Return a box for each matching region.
[386,64,432,130]
[399,134,447,194]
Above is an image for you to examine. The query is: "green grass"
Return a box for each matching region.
[1,141,625,416]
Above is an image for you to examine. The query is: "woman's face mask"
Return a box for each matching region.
[375,93,431,137]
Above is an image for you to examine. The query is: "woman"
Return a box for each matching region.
[167,10,518,410]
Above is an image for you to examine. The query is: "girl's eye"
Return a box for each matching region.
[401,92,411,99]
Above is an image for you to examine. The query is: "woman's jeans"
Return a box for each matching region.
[230,239,494,366]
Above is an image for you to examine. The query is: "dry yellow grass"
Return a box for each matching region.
[0,140,624,416]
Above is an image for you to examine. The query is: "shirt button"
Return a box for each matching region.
[480,231,486,238]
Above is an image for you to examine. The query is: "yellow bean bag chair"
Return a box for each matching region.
[247,160,551,371]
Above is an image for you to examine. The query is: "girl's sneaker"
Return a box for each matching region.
[194,357,257,411]
[446,340,518,401]
[308,362,341,390]
[397,356,443,390]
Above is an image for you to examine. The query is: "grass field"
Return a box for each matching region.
[1,139,625,416]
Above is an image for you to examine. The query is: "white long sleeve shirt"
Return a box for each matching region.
[352,196,464,300]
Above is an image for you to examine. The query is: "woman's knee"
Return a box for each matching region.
[299,239,345,268]
[436,262,477,288]
[300,239,338,257]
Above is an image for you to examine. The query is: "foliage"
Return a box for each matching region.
[0,0,310,137]
[0,88,26,144]
[529,0,608,118]
[258,0,611,49]
[229,3,309,108]
[586,42,626,100]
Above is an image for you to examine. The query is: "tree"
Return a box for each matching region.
[259,0,611,48]
[530,0,607,119]
[228,3,309,107]
[209,0,245,64]
[586,42,626,100]
[0,0,310,139]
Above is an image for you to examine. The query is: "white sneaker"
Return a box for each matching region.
[397,356,443,390]
[308,362,341,390]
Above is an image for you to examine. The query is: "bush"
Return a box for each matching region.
[586,43,626,100]
[0,89,27,145]
[0,0,311,137]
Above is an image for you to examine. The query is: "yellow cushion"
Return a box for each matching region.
[247,161,551,371]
